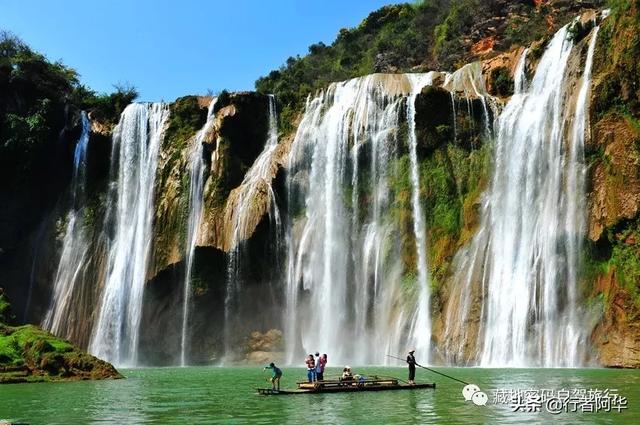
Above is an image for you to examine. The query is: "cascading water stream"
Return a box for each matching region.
[89,103,169,366]
[405,73,435,362]
[283,74,450,365]
[180,98,217,366]
[480,23,586,367]
[43,111,91,338]
[563,23,601,367]
[443,22,602,367]
[514,48,529,95]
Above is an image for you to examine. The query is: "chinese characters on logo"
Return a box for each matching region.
[491,388,628,414]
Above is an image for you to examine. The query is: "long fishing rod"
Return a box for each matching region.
[386,354,469,385]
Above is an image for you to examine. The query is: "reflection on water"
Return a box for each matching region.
[0,367,638,424]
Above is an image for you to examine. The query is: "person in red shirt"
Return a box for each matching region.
[315,353,327,381]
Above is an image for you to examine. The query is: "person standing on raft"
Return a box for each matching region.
[406,350,418,385]
[315,352,327,381]
[305,354,316,382]
[263,362,283,391]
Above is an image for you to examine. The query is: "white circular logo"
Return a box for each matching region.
[472,391,489,406]
[462,384,481,401]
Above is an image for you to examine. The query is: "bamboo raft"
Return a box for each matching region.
[257,377,435,395]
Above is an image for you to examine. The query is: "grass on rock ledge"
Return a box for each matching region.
[0,295,122,384]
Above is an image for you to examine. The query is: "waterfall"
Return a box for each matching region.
[563,24,601,367]
[406,73,435,362]
[444,23,602,367]
[223,95,281,358]
[283,74,445,365]
[43,111,91,338]
[89,103,169,366]
[180,98,217,366]
[514,48,529,94]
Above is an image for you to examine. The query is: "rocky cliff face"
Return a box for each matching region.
[137,92,288,364]
[150,92,284,274]
[585,2,640,367]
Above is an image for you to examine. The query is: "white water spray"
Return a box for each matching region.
[89,103,169,366]
[443,23,602,367]
[283,74,447,365]
[43,111,91,338]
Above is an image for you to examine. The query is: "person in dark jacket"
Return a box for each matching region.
[406,349,418,384]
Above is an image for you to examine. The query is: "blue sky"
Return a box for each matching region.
[0,0,398,101]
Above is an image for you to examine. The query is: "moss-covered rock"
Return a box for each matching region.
[388,116,490,302]
[0,295,121,383]
[488,66,513,97]
[150,92,276,280]
[0,294,13,324]
[414,86,454,154]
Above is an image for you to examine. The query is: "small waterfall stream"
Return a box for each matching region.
[89,103,169,366]
[563,23,601,367]
[180,98,217,366]
[223,95,282,359]
[43,111,91,338]
[406,73,436,362]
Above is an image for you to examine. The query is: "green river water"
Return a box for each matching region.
[1,367,639,424]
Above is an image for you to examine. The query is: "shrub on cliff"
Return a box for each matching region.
[0,293,12,324]
[0,30,138,177]
[256,0,601,136]
[255,1,451,134]
[79,83,139,127]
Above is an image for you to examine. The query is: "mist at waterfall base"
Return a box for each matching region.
[39,20,605,368]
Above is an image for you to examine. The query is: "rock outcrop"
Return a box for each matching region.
[587,115,640,242]
[0,294,121,383]
[590,270,640,368]
[585,1,640,367]
[151,92,284,276]
[245,329,284,364]
[0,323,122,383]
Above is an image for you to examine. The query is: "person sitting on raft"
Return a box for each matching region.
[305,354,316,382]
[341,366,353,381]
[263,362,283,391]
[354,374,366,386]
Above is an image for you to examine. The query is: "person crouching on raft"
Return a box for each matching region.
[263,362,283,391]
[305,354,316,382]
[406,349,418,385]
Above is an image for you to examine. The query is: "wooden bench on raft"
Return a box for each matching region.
[297,376,399,390]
